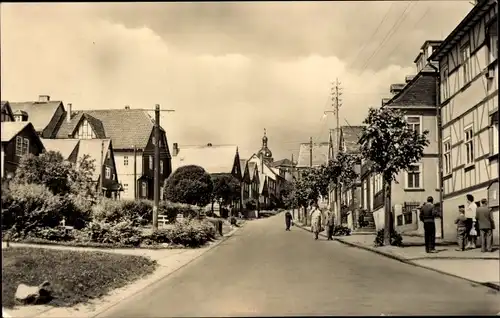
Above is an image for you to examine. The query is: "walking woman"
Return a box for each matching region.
[285,211,293,231]
[310,202,323,240]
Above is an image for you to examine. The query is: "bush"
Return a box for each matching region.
[1,183,64,236]
[206,217,223,236]
[120,200,153,226]
[229,216,237,226]
[374,229,403,247]
[158,201,199,223]
[30,227,74,242]
[167,219,216,247]
[78,220,142,247]
[333,225,351,236]
[245,199,257,211]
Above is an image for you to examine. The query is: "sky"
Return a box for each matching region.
[1,2,473,160]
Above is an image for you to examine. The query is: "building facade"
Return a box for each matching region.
[429,0,498,243]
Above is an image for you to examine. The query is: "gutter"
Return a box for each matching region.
[428,62,444,240]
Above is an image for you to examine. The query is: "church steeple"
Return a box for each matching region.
[257,128,273,163]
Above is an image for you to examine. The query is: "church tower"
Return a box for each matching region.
[257,128,274,164]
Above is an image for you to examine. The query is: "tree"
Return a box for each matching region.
[14,151,96,197]
[210,173,241,215]
[164,165,213,207]
[358,107,429,246]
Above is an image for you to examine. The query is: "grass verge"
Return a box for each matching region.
[2,247,157,308]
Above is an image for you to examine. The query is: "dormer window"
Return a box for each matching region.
[75,118,96,139]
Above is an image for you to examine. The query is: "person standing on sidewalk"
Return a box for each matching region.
[419,196,438,253]
[326,209,335,240]
[310,202,323,240]
[465,194,478,249]
[454,205,467,251]
[476,198,495,253]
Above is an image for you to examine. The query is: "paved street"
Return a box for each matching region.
[98,214,500,317]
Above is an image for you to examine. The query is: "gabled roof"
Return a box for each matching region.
[272,158,294,167]
[1,101,14,121]
[383,69,438,108]
[77,139,112,181]
[9,100,63,133]
[55,109,157,150]
[296,142,330,168]
[171,144,238,174]
[248,162,258,180]
[239,159,248,178]
[63,113,106,138]
[1,122,33,142]
[341,126,364,154]
[41,139,80,159]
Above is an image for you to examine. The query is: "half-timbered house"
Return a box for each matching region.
[429,0,498,243]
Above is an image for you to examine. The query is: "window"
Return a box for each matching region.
[160,160,164,174]
[105,167,111,179]
[491,117,499,155]
[374,174,383,193]
[488,21,498,63]
[406,116,422,134]
[149,156,153,169]
[22,138,29,156]
[461,44,471,84]
[15,136,23,156]
[142,182,147,197]
[441,66,449,100]
[15,116,22,122]
[443,139,451,175]
[123,183,129,194]
[363,181,368,209]
[75,119,95,139]
[405,164,422,189]
[124,156,129,166]
[464,127,474,165]
[152,136,155,145]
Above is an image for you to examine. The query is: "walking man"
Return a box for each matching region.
[465,194,478,249]
[476,198,495,253]
[285,211,293,231]
[419,196,438,253]
[310,202,323,240]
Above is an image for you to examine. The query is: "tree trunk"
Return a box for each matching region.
[211,200,215,214]
[383,177,392,246]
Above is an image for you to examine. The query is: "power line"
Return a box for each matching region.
[358,1,416,74]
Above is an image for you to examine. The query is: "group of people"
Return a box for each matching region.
[420,194,495,254]
[284,201,337,240]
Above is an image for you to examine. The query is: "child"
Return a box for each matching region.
[454,205,467,251]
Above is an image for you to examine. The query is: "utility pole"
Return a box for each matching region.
[100,140,104,197]
[309,137,313,168]
[134,106,175,230]
[324,79,343,224]
[133,145,137,199]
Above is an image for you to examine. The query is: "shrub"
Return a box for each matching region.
[333,225,351,236]
[167,219,216,247]
[245,199,257,211]
[158,201,199,223]
[229,216,237,226]
[30,227,74,242]
[79,220,142,247]
[91,199,123,224]
[206,217,223,236]
[374,229,403,247]
[1,183,64,236]
[120,200,153,226]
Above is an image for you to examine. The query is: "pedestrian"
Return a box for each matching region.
[465,194,478,249]
[310,202,323,240]
[419,196,438,253]
[326,209,335,240]
[454,205,467,251]
[285,211,293,231]
[476,198,495,253]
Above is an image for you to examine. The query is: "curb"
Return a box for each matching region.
[334,238,500,292]
[295,222,499,292]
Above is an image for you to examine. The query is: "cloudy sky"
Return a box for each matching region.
[1,2,472,160]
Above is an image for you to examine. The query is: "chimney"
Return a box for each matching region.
[390,83,405,95]
[125,105,130,110]
[38,95,50,102]
[67,103,72,123]
[173,143,179,156]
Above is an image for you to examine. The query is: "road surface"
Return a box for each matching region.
[98,214,500,316]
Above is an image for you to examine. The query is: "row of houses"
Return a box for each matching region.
[171,129,295,215]
[1,98,172,200]
[301,0,498,243]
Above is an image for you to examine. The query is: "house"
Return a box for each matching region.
[328,126,367,231]
[296,141,331,170]
[271,158,296,182]
[53,106,172,200]
[9,95,66,138]
[428,0,498,243]
[360,40,441,235]
[1,122,45,179]
[41,138,121,198]
[1,101,14,122]
[240,161,260,217]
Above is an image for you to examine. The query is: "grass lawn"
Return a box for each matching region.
[2,247,157,308]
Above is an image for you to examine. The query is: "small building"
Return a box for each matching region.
[41,138,121,198]
[429,0,498,243]
[1,122,45,179]
[1,101,14,122]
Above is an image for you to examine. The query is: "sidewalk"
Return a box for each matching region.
[2,224,244,318]
[294,221,500,291]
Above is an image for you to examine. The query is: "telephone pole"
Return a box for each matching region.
[309,137,313,168]
[324,79,343,224]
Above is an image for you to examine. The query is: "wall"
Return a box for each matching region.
[114,151,143,200]
[1,144,4,178]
